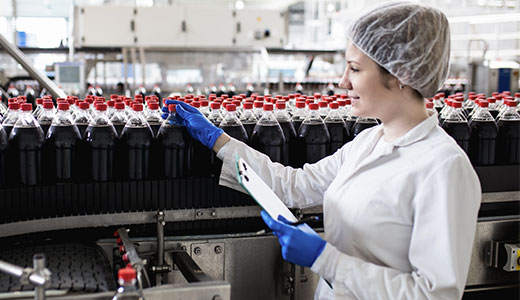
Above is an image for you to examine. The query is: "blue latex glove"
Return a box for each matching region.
[161,100,223,149]
[261,210,326,267]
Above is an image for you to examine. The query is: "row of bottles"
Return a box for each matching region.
[203,93,379,168]
[0,89,517,187]
[433,91,520,166]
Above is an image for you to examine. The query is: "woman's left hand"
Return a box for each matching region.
[261,211,326,267]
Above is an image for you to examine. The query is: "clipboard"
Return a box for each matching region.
[235,155,298,223]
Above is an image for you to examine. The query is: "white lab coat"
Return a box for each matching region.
[216,112,481,299]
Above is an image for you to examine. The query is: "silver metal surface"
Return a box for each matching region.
[466,218,520,286]
[0,206,262,238]
[5,282,231,300]
[99,233,320,299]
[0,34,66,99]
[481,191,520,203]
[503,243,520,272]
[32,254,50,300]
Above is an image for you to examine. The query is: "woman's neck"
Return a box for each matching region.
[380,99,429,143]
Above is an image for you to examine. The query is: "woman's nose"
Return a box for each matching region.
[338,69,352,90]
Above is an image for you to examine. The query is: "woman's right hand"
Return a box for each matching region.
[161,100,224,149]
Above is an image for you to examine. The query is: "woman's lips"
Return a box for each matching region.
[351,96,360,105]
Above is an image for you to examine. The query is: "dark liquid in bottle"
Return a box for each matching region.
[326,121,348,154]
[7,126,45,185]
[250,124,285,164]
[3,125,13,137]
[40,123,51,136]
[45,125,82,182]
[149,122,161,138]
[468,120,497,166]
[85,125,117,181]
[435,106,443,114]
[352,120,377,137]
[278,121,297,166]
[119,126,153,180]
[442,121,471,154]
[297,123,330,165]
[496,119,520,164]
[113,123,125,138]
[344,119,356,142]
[292,120,303,134]
[220,124,249,144]
[76,124,88,138]
[242,123,256,140]
[0,127,7,187]
[489,109,500,120]
[155,125,188,178]
[190,139,212,177]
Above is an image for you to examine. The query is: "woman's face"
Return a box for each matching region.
[338,42,393,119]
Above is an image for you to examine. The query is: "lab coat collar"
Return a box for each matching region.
[385,111,438,148]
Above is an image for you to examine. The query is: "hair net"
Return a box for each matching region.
[346,2,450,99]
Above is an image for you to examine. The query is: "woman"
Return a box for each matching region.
[164,2,481,299]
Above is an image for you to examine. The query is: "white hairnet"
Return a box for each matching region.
[346,2,450,98]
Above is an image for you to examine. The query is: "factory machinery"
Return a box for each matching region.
[0,14,518,300]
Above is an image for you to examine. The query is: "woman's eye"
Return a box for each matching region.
[350,67,359,72]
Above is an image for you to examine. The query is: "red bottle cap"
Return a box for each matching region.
[329,102,339,109]
[106,100,115,107]
[21,103,32,111]
[505,100,516,107]
[114,102,125,110]
[168,104,177,112]
[502,91,511,96]
[226,104,236,111]
[253,101,264,108]
[132,103,143,111]
[118,266,136,281]
[452,101,462,108]
[243,102,253,109]
[8,103,19,109]
[79,102,90,110]
[200,100,209,107]
[308,103,319,110]
[210,102,220,109]
[514,92,520,98]
[487,97,496,103]
[478,101,489,108]
[96,104,107,111]
[58,103,69,110]
[337,100,346,106]
[276,101,286,109]
[42,102,54,109]
[263,103,274,111]
[295,102,305,108]
[318,101,328,108]
[36,98,43,105]
[148,102,159,110]
[191,101,201,108]
[425,102,434,109]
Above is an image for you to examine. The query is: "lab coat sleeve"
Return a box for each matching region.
[311,154,481,299]
[216,137,350,208]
